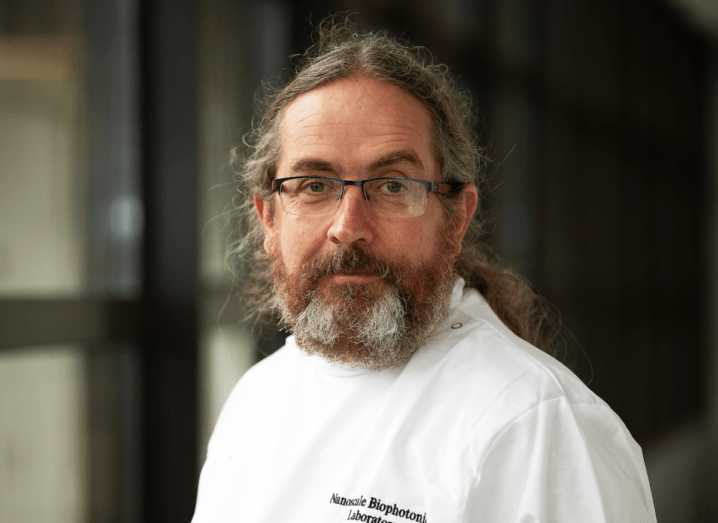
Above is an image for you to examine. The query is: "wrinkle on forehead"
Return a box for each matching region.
[277,77,436,177]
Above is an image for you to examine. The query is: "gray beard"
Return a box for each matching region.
[274,267,454,370]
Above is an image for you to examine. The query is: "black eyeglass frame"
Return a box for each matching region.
[272,176,463,200]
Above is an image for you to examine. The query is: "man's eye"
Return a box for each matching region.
[303,182,326,193]
[381,181,406,193]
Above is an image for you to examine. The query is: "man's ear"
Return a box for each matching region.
[452,184,479,254]
[254,195,275,252]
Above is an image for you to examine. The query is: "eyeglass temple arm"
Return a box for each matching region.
[434,182,465,195]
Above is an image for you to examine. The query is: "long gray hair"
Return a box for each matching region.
[227,17,566,359]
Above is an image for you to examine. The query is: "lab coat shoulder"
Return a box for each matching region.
[452,289,656,522]
[204,344,295,457]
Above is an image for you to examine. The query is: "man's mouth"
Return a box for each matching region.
[324,273,379,283]
[302,246,400,290]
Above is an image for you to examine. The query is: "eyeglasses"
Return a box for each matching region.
[272,176,460,218]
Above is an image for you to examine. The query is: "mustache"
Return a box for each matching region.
[300,246,403,286]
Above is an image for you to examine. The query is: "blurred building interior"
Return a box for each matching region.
[0,0,717,521]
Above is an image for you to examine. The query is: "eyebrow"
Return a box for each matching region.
[367,150,424,173]
[289,158,345,176]
[289,150,424,178]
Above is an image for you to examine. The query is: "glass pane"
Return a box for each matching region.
[196,0,293,460]
[0,345,87,522]
[197,0,291,288]
[492,0,540,71]
[0,343,142,523]
[83,0,142,298]
[0,0,142,298]
[87,345,143,523]
[0,45,87,297]
[490,85,540,278]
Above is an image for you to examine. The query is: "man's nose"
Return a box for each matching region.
[326,185,375,246]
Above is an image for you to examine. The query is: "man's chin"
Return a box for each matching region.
[270,242,456,370]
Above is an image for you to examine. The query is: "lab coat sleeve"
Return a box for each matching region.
[463,397,657,523]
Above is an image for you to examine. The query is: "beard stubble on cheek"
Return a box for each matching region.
[267,225,459,370]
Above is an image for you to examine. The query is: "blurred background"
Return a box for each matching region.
[0,0,716,521]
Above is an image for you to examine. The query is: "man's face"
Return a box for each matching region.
[256,77,477,368]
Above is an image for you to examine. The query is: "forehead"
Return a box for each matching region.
[277,77,436,177]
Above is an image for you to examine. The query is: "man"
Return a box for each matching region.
[193,21,656,522]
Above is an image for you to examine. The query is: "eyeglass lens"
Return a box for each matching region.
[278,177,427,217]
